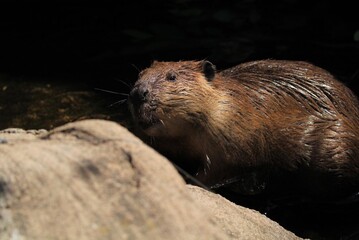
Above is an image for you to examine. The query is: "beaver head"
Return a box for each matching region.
[128,60,218,138]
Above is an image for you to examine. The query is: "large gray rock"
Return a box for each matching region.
[0,119,303,239]
[188,185,303,240]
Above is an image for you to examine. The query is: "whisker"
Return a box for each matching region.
[159,119,165,127]
[94,88,129,97]
[113,78,133,89]
[131,64,141,73]
[108,99,127,107]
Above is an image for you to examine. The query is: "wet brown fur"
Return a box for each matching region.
[129,60,359,198]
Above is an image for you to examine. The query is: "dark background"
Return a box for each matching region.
[1,1,358,89]
[1,1,359,239]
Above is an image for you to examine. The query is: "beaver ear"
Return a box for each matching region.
[201,60,216,81]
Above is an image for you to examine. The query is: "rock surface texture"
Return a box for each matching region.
[0,119,302,240]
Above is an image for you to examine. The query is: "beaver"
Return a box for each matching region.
[128,59,359,200]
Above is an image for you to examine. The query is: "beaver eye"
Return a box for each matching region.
[166,72,177,81]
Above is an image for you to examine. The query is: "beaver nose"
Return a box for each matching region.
[129,85,149,103]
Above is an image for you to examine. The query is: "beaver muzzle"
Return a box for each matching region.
[128,85,161,131]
